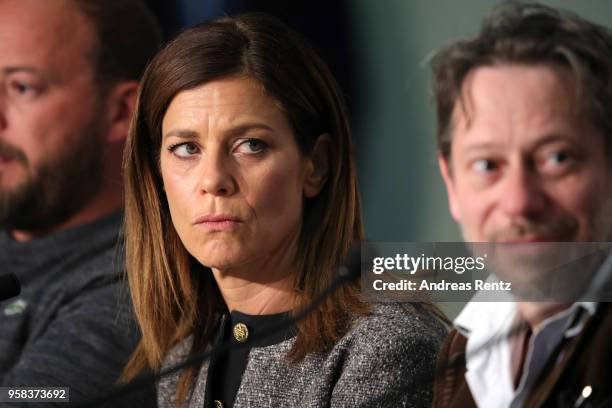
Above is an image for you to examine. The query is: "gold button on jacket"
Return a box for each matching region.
[233,322,249,343]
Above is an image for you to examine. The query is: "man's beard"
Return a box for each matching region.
[477,215,612,301]
[0,119,105,232]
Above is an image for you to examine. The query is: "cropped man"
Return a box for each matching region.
[0,0,161,405]
[430,2,612,407]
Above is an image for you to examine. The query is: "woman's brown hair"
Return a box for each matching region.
[121,13,368,404]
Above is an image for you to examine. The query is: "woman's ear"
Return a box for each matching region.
[303,133,331,198]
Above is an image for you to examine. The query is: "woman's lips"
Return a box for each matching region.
[193,214,242,230]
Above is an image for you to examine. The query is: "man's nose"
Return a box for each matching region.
[498,163,547,219]
[198,152,237,197]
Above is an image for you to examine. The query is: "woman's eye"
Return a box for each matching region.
[169,142,200,158]
[235,138,268,154]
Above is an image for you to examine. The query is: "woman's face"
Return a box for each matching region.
[160,76,318,273]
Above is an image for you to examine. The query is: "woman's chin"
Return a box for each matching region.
[195,253,249,272]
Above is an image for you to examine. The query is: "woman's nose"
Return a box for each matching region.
[198,152,237,196]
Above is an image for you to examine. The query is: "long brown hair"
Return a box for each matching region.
[121,13,368,403]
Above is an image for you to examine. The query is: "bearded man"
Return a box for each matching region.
[0,0,161,405]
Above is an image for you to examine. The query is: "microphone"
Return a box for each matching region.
[73,245,363,407]
[0,273,21,301]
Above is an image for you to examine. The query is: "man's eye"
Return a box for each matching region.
[472,159,497,173]
[235,138,268,154]
[539,150,575,176]
[8,80,37,97]
[169,142,199,157]
[546,151,570,166]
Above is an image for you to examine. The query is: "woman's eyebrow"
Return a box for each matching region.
[163,129,198,141]
[224,123,274,137]
[163,123,275,141]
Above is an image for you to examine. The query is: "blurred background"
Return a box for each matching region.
[146,0,612,242]
[145,0,612,316]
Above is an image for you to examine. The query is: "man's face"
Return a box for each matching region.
[440,64,612,245]
[0,0,107,231]
[439,64,612,298]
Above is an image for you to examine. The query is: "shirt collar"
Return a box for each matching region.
[454,301,515,338]
[454,298,597,339]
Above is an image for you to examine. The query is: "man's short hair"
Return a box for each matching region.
[431,1,612,160]
[70,0,162,92]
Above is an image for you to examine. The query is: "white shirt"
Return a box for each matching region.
[454,253,612,408]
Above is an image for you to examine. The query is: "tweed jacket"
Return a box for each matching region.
[158,303,447,407]
[432,303,612,408]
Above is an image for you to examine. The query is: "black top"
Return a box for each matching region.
[208,310,297,408]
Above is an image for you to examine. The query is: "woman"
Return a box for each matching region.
[122,13,446,408]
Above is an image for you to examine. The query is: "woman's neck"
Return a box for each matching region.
[214,273,297,315]
[211,247,299,315]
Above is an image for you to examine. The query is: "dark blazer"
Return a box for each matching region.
[433,303,612,408]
